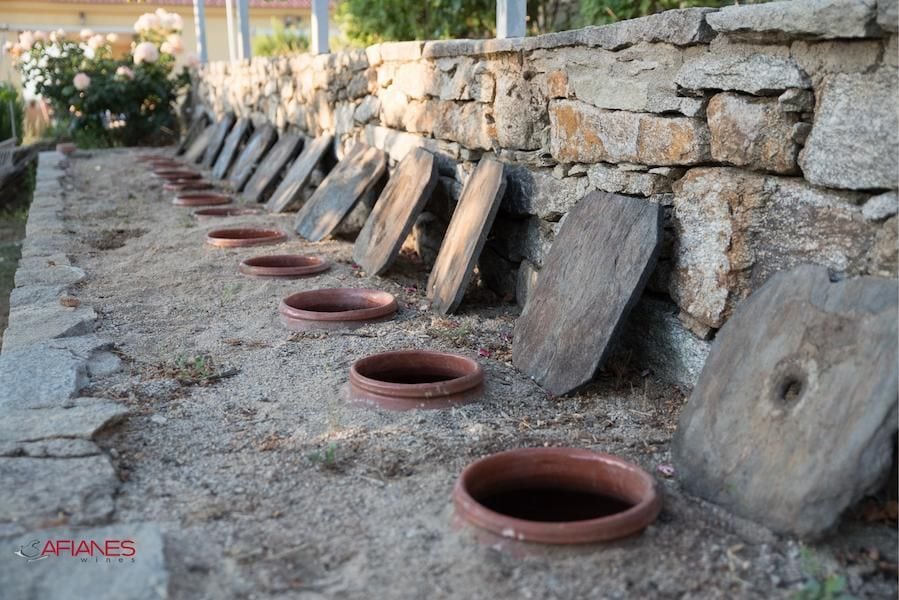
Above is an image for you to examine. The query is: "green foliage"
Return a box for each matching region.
[794,547,854,600]
[0,83,25,143]
[336,0,497,45]
[579,0,728,25]
[252,20,310,57]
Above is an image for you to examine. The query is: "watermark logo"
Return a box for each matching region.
[12,539,137,564]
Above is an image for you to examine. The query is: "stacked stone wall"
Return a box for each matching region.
[196,0,899,386]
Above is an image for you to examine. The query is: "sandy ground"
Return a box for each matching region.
[56,148,897,599]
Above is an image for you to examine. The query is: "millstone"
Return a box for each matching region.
[672,264,898,539]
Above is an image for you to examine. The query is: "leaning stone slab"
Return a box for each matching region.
[513,192,661,396]
[799,68,898,190]
[212,117,251,180]
[353,147,438,276]
[182,123,216,164]
[707,0,880,41]
[177,111,209,155]
[0,399,129,443]
[676,51,811,94]
[672,265,898,539]
[201,112,235,168]
[0,522,168,600]
[227,123,277,191]
[0,455,118,528]
[294,143,387,242]
[426,157,507,314]
[266,134,333,213]
[2,303,97,353]
[242,131,305,203]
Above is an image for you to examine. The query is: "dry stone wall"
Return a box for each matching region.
[196,0,898,387]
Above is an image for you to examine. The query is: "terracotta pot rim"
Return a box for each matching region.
[192,207,263,217]
[164,179,213,191]
[205,228,288,248]
[453,447,662,544]
[155,169,201,180]
[172,192,232,207]
[239,254,330,278]
[349,350,484,401]
[279,288,397,323]
[56,143,76,155]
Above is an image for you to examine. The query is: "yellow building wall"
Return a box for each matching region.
[1,1,315,94]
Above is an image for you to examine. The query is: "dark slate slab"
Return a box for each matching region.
[176,113,209,155]
[242,131,305,203]
[512,191,661,396]
[183,123,216,164]
[294,144,387,242]
[673,265,898,539]
[201,112,236,168]
[426,157,506,314]
[212,117,252,180]
[353,148,438,276]
[266,134,333,213]
[227,124,277,192]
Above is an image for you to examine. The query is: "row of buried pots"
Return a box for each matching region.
[136,150,663,546]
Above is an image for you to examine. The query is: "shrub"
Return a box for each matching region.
[0,83,25,143]
[252,19,310,57]
[4,9,195,147]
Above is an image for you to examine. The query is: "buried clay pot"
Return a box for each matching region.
[173,192,232,207]
[56,143,76,155]
[453,447,662,545]
[164,179,213,192]
[279,288,397,331]
[154,169,201,181]
[205,227,288,248]
[348,350,484,410]
[239,254,330,279]
[192,206,264,218]
[148,159,182,169]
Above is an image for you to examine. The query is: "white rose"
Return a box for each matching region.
[73,72,91,91]
[115,65,134,80]
[80,28,93,41]
[18,31,34,51]
[33,31,47,42]
[162,34,183,55]
[185,52,201,68]
[88,34,105,50]
[132,41,159,65]
[106,33,118,44]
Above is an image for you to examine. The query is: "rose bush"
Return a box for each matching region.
[6,8,192,147]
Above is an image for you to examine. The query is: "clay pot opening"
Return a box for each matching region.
[192,207,264,218]
[173,192,232,207]
[56,143,76,155]
[239,254,330,278]
[205,228,288,248]
[453,448,661,544]
[279,288,397,330]
[155,169,201,181]
[164,179,213,192]
[348,350,484,410]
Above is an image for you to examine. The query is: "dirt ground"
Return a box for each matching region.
[56,149,897,599]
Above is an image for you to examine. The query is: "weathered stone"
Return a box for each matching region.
[1,522,168,599]
[862,191,899,221]
[800,68,898,190]
[790,40,882,84]
[879,0,898,31]
[502,165,591,219]
[3,438,101,458]
[549,100,710,165]
[587,162,675,196]
[493,59,547,151]
[14,264,85,288]
[707,93,799,174]
[706,0,881,41]
[869,216,898,276]
[354,95,380,124]
[670,168,878,329]
[791,122,813,144]
[2,303,97,353]
[492,217,559,268]
[478,245,518,300]
[673,265,898,539]
[9,285,67,308]
[379,41,424,62]
[513,192,662,396]
[0,399,129,443]
[552,44,706,116]
[676,50,811,94]
[393,62,435,99]
[0,455,118,527]
[515,259,540,308]
[578,8,717,50]
[778,88,814,112]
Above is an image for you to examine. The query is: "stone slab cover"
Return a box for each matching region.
[294,143,387,242]
[672,264,898,539]
[183,123,216,164]
[513,191,661,396]
[176,112,209,155]
[266,134,333,213]
[212,117,251,179]
[242,132,305,203]
[227,124,277,191]
[426,157,506,314]
[201,112,235,168]
[353,148,438,276]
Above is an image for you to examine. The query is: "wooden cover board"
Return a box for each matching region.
[201,112,235,168]
[212,118,251,180]
[176,113,209,155]
[183,124,216,164]
[266,134,333,213]
[227,124,277,192]
[242,132,305,203]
